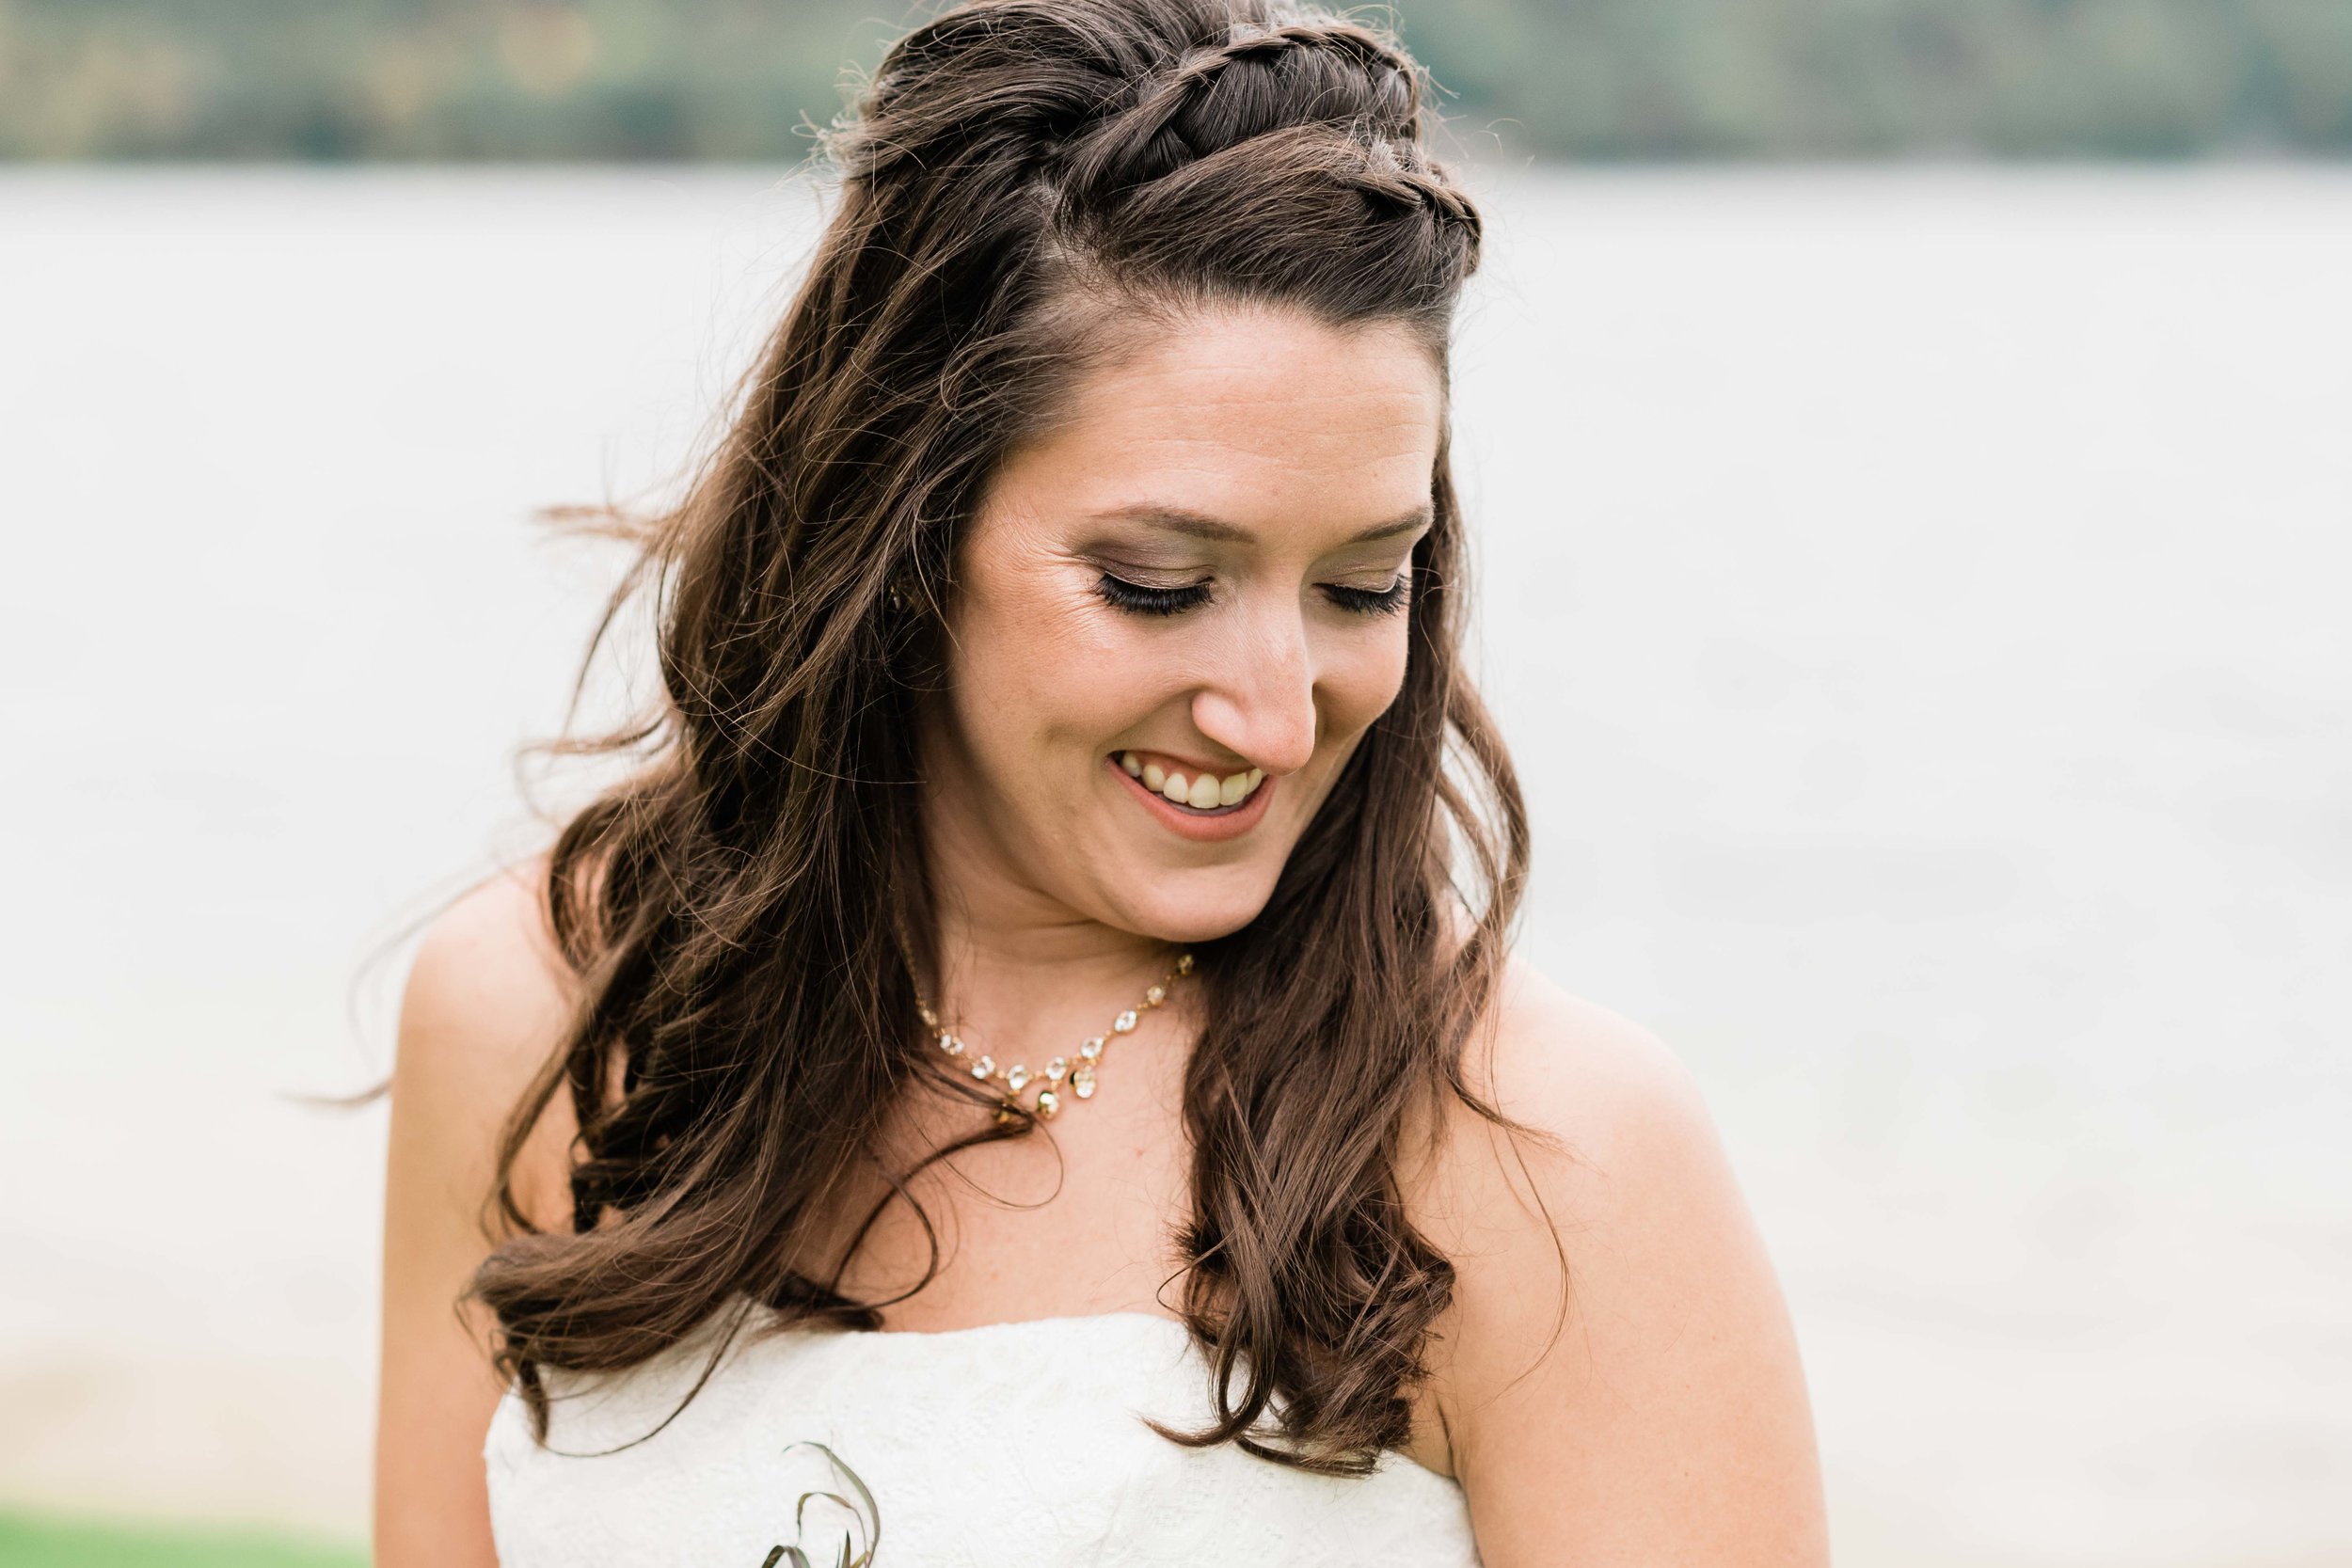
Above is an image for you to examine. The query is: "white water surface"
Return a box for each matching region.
[1,166,2345,1561]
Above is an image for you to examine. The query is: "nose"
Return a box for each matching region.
[1188,598,1319,777]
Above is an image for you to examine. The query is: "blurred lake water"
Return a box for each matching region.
[0,165,2344,1563]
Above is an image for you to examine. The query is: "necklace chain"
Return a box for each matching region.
[904,943,1194,1122]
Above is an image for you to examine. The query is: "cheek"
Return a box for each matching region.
[947,561,1141,757]
[1319,621,1415,738]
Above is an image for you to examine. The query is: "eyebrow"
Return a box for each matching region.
[1084,501,1435,546]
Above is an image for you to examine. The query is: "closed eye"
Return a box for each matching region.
[1094,573,1212,616]
[1321,575,1409,616]
[1094,572,1410,618]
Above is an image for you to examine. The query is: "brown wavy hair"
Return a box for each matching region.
[474,0,1529,1475]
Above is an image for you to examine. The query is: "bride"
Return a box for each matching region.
[373,1,1828,1561]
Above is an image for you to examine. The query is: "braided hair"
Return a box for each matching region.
[834,3,1478,341]
[477,0,1526,1477]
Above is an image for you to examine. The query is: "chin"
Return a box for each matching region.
[1106,864,1281,946]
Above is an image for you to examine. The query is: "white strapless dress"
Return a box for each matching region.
[484,1307,1482,1566]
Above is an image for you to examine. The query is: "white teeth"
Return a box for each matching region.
[1128,755,1269,811]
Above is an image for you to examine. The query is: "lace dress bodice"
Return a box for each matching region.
[484,1307,1482,1567]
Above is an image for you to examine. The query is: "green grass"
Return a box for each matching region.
[0,1512,366,1568]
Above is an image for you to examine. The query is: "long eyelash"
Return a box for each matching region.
[1094,574,1212,616]
[1322,576,1410,617]
[1094,574,1410,618]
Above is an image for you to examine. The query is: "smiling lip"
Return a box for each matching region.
[1108,754,1276,843]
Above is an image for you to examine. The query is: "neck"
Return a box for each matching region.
[932,908,1172,1032]
[921,837,1176,1043]
[912,736,1183,1053]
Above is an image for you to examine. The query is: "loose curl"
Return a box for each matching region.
[473,0,1529,1476]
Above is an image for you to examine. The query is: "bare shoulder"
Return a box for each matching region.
[1467,951,1714,1168]
[375,862,580,1564]
[1407,951,1829,1568]
[403,859,574,1067]
[1408,952,1724,1277]
[391,858,580,1236]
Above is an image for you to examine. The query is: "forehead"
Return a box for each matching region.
[984,305,1445,540]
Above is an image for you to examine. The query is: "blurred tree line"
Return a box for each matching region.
[4,0,2348,160]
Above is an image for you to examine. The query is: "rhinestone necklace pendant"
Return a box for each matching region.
[914,949,1193,1122]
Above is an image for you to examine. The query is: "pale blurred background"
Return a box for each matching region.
[1,4,2347,1565]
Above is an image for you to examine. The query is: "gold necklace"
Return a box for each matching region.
[909,948,1194,1121]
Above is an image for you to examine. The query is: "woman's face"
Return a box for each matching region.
[921,303,1444,945]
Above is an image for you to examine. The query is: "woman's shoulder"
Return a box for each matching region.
[400,861,575,1108]
[1407,952,1740,1334]
[1458,951,1718,1176]
[405,859,574,1040]
[1401,945,1718,1206]
[1406,950,1826,1556]
[1402,930,1769,1278]
[392,857,580,1235]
